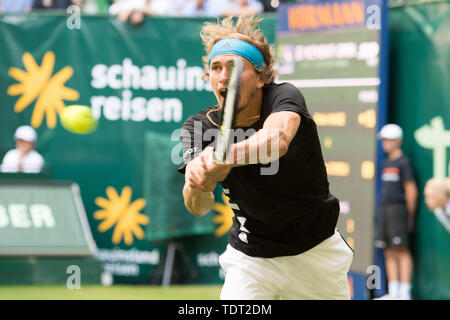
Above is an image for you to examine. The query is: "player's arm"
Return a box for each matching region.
[404,179,418,231]
[183,147,231,216]
[183,183,215,217]
[228,111,301,165]
[184,112,300,199]
[179,119,216,217]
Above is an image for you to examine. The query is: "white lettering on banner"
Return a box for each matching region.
[91,64,108,88]
[91,58,211,92]
[197,252,220,267]
[94,248,159,263]
[103,263,139,276]
[0,206,8,227]
[358,90,378,103]
[91,91,183,123]
[293,41,379,66]
[30,204,56,228]
[94,248,159,277]
[0,204,55,228]
[90,58,212,123]
[9,204,32,228]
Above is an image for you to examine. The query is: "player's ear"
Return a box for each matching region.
[256,73,265,89]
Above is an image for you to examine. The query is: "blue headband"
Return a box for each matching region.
[209,39,264,70]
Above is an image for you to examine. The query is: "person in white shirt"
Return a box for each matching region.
[109,0,185,25]
[220,0,264,16]
[0,125,45,174]
[424,177,450,233]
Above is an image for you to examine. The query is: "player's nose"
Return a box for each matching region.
[218,67,229,83]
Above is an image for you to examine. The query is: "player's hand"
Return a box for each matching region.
[185,147,231,192]
[185,149,217,192]
[201,146,232,182]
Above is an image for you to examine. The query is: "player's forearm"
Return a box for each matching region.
[183,183,215,217]
[228,128,288,166]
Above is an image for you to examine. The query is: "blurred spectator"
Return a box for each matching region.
[149,0,184,16]
[109,0,157,25]
[220,0,264,16]
[375,123,418,300]
[80,0,99,14]
[0,0,33,13]
[181,0,221,17]
[259,0,279,12]
[0,126,45,174]
[424,177,450,233]
[88,0,113,14]
[32,0,73,9]
[72,0,83,7]
[110,0,193,24]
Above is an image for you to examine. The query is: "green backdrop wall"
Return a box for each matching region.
[389,1,450,299]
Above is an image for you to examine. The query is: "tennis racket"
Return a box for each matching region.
[215,57,243,163]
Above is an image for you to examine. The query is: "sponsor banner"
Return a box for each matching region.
[0,14,276,283]
[0,181,95,255]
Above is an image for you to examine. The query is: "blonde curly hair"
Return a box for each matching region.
[200,15,277,85]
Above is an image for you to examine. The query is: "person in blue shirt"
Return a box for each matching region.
[0,0,33,12]
[182,0,222,17]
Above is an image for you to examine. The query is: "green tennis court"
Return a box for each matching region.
[0,285,222,300]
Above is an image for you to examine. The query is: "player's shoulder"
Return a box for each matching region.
[263,82,306,109]
[262,82,309,120]
[182,105,221,131]
[264,82,305,99]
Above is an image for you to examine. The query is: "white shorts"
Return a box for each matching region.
[219,229,353,300]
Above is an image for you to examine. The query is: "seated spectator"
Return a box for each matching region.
[424,177,450,233]
[32,0,74,10]
[149,0,184,16]
[110,0,188,23]
[181,0,221,17]
[220,0,263,16]
[81,0,111,14]
[109,0,157,25]
[0,0,33,13]
[0,126,45,174]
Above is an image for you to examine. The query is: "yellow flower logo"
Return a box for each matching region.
[213,193,234,237]
[7,51,79,128]
[94,186,149,246]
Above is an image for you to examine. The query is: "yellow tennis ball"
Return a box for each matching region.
[60,105,98,134]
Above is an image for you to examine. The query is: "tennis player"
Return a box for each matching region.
[178,15,353,300]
